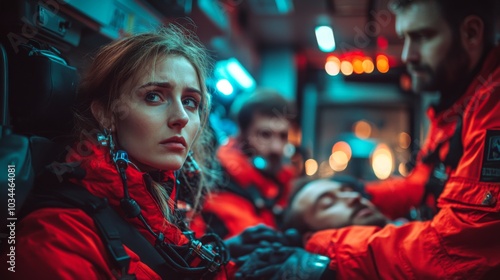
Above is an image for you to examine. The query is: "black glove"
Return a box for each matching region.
[283,227,303,247]
[224,224,296,258]
[235,246,334,280]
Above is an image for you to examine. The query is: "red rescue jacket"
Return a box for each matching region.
[306,46,500,279]
[6,143,233,279]
[365,47,500,220]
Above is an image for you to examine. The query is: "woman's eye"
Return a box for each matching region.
[145,92,162,103]
[183,97,199,110]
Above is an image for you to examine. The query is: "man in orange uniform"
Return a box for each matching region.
[235,0,500,278]
[364,0,500,222]
[192,89,295,239]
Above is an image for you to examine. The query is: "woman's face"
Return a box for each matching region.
[110,55,202,171]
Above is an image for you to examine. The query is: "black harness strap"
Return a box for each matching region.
[22,182,172,279]
[418,117,464,220]
[221,168,286,212]
[443,117,463,169]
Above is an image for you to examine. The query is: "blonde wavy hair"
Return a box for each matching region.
[74,24,218,222]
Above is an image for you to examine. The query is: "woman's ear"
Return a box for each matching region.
[91,101,114,131]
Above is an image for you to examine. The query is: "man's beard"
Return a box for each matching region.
[251,154,283,178]
[262,154,283,176]
[409,39,470,96]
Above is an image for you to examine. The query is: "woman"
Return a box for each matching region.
[10,25,231,279]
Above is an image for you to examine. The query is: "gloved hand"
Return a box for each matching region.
[224,224,300,258]
[283,227,303,247]
[234,246,334,280]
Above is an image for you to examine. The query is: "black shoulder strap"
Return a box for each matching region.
[22,182,172,279]
[443,117,463,169]
[417,117,464,220]
[221,169,285,211]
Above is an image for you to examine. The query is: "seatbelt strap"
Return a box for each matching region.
[25,182,172,278]
[418,117,463,220]
[443,117,463,169]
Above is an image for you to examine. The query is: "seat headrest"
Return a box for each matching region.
[7,41,78,139]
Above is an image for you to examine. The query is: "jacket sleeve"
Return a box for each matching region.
[11,208,118,279]
[304,205,500,279]
[364,161,431,220]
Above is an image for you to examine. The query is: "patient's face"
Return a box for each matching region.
[292,179,387,231]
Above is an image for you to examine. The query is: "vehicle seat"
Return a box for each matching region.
[0,39,78,226]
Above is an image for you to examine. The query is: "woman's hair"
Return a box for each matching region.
[74,24,218,221]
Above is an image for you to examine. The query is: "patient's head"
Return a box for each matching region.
[282,176,388,242]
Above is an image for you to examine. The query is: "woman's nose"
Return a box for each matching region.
[167,100,189,129]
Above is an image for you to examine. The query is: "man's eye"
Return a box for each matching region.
[182,97,199,109]
[416,33,427,40]
[340,186,354,192]
[319,196,335,209]
[411,32,432,42]
[259,130,272,139]
[145,92,162,103]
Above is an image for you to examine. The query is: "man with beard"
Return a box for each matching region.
[234,1,500,279]
[191,89,296,239]
[359,0,500,222]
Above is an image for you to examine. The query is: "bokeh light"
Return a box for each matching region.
[352,58,364,74]
[340,60,353,76]
[325,59,340,76]
[353,120,372,139]
[371,143,394,180]
[398,132,411,149]
[305,159,318,176]
[332,141,352,160]
[376,54,389,73]
[362,58,374,74]
[329,152,348,171]
[398,162,408,177]
[319,161,335,177]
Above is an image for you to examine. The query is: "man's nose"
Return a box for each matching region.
[269,137,285,155]
[340,192,362,206]
[401,39,419,64]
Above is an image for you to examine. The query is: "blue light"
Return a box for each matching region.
[226,58,256,90]
[253,156,267,170]
[315,26,336,52]
[348,137,377,158]
[216,79,234,95]
[275,0,293,14]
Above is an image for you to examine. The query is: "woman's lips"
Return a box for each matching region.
[160,142,186,150]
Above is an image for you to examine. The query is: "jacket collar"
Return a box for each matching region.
[66,141,188,245]
[428,45,500,122]
[217,138,294,199]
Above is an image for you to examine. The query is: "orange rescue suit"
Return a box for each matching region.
[306,46,500,279]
